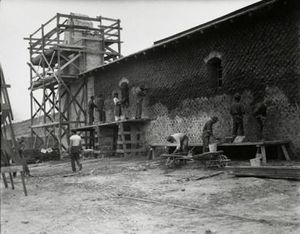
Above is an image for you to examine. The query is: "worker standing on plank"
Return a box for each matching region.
[119,78,129,119]
[113,92,122,121]
[69,130,82,172]
[230,93,245,139]
[253,99,272,140]
[88,96,97,125]
[166,133,189,154]
[96,94,106,123]
[135,84,148,119]
[202,117,219,152]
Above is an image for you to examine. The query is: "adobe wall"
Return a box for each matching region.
[92,1,300,156]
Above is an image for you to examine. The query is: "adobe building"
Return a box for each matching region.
[79,0,300,157]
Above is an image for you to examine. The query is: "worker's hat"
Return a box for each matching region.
[119,77,129,87]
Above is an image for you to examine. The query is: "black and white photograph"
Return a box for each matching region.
[0,0,299,233]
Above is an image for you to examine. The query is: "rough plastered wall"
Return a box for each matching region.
[92,0,300,156]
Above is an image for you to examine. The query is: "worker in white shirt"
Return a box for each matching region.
[166,133,189,154]
[113,92,122,121]
[69,130,82,172]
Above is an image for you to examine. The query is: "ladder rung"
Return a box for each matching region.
[117,140,143,144]
[116,148,146,153]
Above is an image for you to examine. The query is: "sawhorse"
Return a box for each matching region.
[1,165,28,196]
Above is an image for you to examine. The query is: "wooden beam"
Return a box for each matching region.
[41,53,86,115]
[226,166,300,180]
[281,145,291,161]
[31,122,59,128]
[58,13,103,22]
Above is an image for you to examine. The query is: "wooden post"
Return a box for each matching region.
[2,173,8,188]
[281,144,291,161]
[261,145,267,164]
[9,173,14,190]
[20,171,28,196]
[119,122,127,157]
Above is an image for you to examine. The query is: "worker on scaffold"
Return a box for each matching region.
[88,96,97,125]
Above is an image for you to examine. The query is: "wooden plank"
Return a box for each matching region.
[160,154,192,160]
[193,151,224,157]
[226,166,300,180]
[116,148,146,153]
[1,165,24,173]
[58,13,119,23]
[118,131,142,135]
[117,140,142,144]
[59,24,114,32]
[150,143,203,148]
[220,140,290,147]
[31,122,59,128]
[281,145,291,161]
[1,84,11,88]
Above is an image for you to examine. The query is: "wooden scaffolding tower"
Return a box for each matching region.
[24,13,122,154]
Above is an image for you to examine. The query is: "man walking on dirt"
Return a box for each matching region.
[69,130,83,172]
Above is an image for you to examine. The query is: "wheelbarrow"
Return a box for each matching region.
[192,151,230,168]
[160,153,193,168]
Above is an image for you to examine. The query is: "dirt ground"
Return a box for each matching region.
[1,157,300,234]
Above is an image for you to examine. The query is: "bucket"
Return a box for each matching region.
[209,143,218,152]
[250,154,262,167]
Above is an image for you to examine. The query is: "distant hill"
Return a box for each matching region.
[12,116,49,138]
[12,118,32,138]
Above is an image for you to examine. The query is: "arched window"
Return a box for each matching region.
[204,51,223,88]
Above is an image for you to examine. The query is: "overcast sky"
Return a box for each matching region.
[0,0,258,122]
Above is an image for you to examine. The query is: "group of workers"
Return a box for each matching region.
[69,92,272,172]
[87,83,148,125]
[167,93,272,154]
[88,95,106,125]
[112,84,148,121]
[70,81,148,171]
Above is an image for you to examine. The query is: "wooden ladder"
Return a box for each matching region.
[116,122,146,157]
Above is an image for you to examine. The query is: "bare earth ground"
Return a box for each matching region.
[1,157,300,234]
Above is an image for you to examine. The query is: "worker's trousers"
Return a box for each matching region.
[70,151,82,172]
[179,136,189,154]
[256,116,265,140]
[88,111,94,125]
[135,99,143,119]
[232,118,244,137]
[98,110,106,122]
[202,135,210,153]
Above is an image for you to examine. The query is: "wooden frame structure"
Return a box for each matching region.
[1,64,29,195]
[72,119,150,157]
[24,13,122,154]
